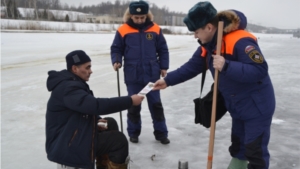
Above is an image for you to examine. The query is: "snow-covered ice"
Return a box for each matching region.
[1,19,191,34]
[1,31,300,169]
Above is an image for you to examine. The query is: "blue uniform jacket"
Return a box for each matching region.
[45,70,132,168]
[111,19,169,84]
[165,10,275,119]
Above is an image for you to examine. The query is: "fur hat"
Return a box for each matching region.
[66,50,91,70]
[129,0,149,15]
[183,1,217,31]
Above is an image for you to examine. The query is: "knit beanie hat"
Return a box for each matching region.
[129,0,149,15]
[183,1,217,31]
[66,50,91,70]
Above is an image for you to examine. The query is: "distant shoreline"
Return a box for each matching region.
[0,30,114,34]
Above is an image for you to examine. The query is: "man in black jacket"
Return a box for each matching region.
[46,50,144,169]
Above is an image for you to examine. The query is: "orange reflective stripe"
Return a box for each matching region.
[222,30,257,55]
[145,23,160,34]
[201,46,207,57]
[118,24,139,38]
[118,23,161,37]
[200,47,208,69]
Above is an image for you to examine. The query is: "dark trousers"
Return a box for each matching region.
[229,114,273,169]
[126,83,168,140]
[96,117,128,164]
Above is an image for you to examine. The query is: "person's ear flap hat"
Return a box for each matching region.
[183,1,217,31]
[129,0,149,15]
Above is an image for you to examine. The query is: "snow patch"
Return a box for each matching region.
[272,118,285,124]
[12,105,39,112]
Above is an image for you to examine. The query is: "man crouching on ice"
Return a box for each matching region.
[45,50,144,169]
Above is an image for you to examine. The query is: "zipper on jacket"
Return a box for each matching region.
[139,30,145,78]
[69,129,78,147]
[139,30,143,59]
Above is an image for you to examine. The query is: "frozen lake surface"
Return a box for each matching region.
[1,32,300,169]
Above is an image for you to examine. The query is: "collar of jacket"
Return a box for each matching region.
[68,70,90,88]
[126,18,153,30]
[217,10,247,34]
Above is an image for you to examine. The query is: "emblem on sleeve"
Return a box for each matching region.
[245,45,255,54]
[248,50,264,63]
[146,33,153,40]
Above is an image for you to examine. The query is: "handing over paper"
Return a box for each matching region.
[138,82,154,96]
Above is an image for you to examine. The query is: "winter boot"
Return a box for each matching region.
[106,156,130,169]
[96,155,109,169]
[129,137,138,143]
[227,157,248,169]
[159,138,170,144]
[156,137,170,144]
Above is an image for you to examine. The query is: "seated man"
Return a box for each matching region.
[45,50,144,169]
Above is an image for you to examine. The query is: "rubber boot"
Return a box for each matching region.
[227,157,248,169]
[106,156,130,169]
[96,155,108,169]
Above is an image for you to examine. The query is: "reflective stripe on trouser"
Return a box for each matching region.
[126,83,168,139]
[229,114,272,169]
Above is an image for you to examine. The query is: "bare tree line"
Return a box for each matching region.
[1,0,186,25]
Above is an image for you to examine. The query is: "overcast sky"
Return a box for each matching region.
[59,0,300,29]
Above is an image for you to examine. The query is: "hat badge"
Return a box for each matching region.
[136,8,141,12]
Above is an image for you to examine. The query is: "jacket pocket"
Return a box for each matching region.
[250,91,268,115]
[68,129,78,147]
[234,96,261,120]
[124,64,137,83]
[149,60,160,80]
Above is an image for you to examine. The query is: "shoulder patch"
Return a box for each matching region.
[248,50,264,63]
[245,45,255,54]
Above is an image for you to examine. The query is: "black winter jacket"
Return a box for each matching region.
[45,70,132,168]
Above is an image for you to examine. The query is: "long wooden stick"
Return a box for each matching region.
[207,21,224,169]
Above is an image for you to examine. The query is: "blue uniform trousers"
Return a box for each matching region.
[126,83,168,140]
[229,109,273,169]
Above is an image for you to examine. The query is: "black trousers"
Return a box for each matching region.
[96,117,128,164]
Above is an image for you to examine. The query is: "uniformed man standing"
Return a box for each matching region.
[111,0,170,144]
